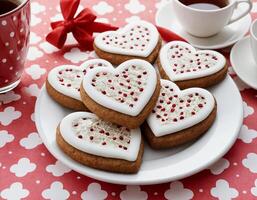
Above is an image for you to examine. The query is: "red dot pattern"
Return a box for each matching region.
[168,44,219,75]
[101,25,151,52]
[72,117,131,150]
[56,62,108,92]
[91,65,149,108]
[152,83,207,123]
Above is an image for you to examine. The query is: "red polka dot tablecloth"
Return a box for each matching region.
[1,0,257,199]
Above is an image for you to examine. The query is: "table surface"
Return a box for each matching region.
[1,0,257,199]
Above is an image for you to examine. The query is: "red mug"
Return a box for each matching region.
[0,0,30,93]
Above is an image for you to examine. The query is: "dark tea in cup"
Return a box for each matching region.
[0,0,30,93]
[0,0,19,15]
[179,0,229,10]
[173,0,252,37]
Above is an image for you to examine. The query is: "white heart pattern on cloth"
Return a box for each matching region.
[94,21,159,57]
[147,79,215,137]
[47,59,113,101]
[82,59,158,116]
[159,41,226,81]
[59,112,141,161]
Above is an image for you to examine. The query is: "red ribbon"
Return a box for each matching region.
[46,0,187,50]
[46,0,118,50]
[156,26,187,43]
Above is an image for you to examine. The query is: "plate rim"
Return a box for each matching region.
[230,36,257,90]
[35,76,243,185]
[155,1,251,50]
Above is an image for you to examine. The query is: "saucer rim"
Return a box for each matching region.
[155,1,252,50]
[230,35,257,90]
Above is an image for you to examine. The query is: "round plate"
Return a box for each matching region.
[155,2,251,50]
[35,75,243,185]
[231,36,257,90]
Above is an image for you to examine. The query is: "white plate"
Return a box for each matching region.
[231,36,257,90]
[155,1,251,50]
[35,75,243,185]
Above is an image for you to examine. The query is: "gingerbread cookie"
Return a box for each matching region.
[94,21,162,65]
[56,112,143,173]
[158,41,228,89]
[46,59,112,110]
[80,59,161,129]
[142,79,217,149]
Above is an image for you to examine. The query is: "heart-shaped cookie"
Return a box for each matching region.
[143,79,216,149]
[81,59,160,129]
[94,21,161,65]
[46,59,112,110]
[57,112,143,173]
[158,41,227,89]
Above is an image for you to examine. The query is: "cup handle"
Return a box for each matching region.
[228,0,252,24]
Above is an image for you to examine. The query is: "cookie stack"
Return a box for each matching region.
[46,21,228,174]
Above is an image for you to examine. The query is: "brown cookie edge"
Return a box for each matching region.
[157,57,228,89]
[141,103,217,149]
[56,126,144,173]
[80,75,161,129]
[93,37,162,66]
[46,79,88,111]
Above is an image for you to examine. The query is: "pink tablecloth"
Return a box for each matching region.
[1,0,257,199]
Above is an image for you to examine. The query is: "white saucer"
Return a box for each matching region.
[35,75,243,185]
[231,36,257,90]
[155,2,251,49]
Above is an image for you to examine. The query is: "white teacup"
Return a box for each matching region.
[173,0,252,37]
[250,19,257,65]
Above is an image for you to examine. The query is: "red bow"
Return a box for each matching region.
[46,0,118,50]
[46,0,187,50]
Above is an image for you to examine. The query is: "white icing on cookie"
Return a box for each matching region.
[94,21,159,57]
[159,41,226,81]
[82,59,157,116]
[147,79,215,137]
[47,59,112,101]
[60,112,141,161]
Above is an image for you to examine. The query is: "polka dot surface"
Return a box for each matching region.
[0,0,257,200]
